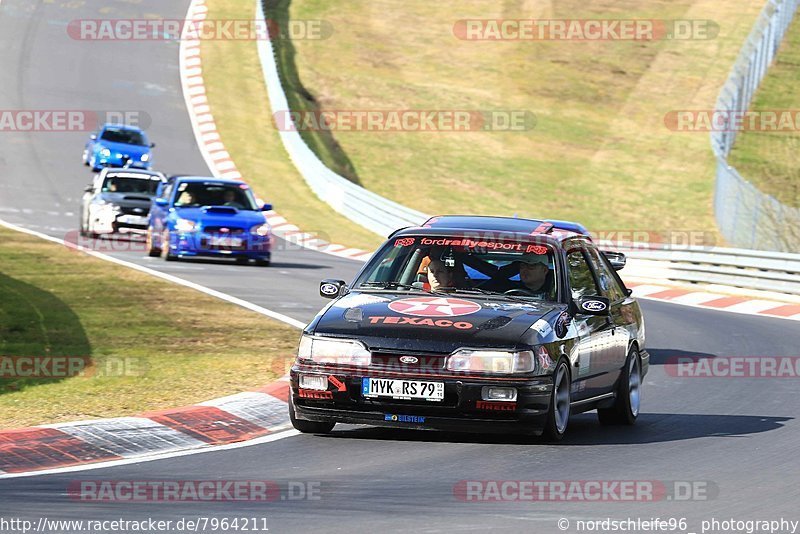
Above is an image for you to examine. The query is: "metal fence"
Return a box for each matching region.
[711,0,800,252]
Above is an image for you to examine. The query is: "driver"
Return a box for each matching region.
[509,255,555,298]
[222,189,243,208]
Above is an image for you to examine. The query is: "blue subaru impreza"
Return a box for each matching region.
[83,124,154,172]
[146,177,273,266]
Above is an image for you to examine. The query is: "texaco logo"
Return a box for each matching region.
[388,297,481,317]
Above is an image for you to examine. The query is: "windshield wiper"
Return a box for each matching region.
[360,281,416,290]
[453,287,534,304]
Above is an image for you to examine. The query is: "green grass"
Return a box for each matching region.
[727,14,800,208]
[199,0,382,251]
[0,227,300,428]
[261,0,765,239]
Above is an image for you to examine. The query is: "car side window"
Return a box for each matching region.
[160,183,174,202]
[585,247,626,302]
[566,248,600,299]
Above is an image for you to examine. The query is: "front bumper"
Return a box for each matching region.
[97,158,151,170]
[90,208,150,234]
[169,232,272,260]
[290,366,555,435]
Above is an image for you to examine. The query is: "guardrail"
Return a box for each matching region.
[603,244,800,295]
[711,0,800,252]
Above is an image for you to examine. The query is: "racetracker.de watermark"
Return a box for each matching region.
[453,19,719,41]
[591,230,716,250]
[67,480,322,502]
[272,110,536,132]
[0,356,146,379]
[453,480,717,502]
[665,356,800,378]
[62,229,334,254]
[0,110,150,132]
[67,19,333,41]
[665,110,800,132]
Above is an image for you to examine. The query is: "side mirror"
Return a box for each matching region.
[154,198,169,207]
[602,251,626,271]
[574,295,611,316]
[261,203,273,212]
[89,134,97,140]
[150,142,156,148]
[320,279,347,299]
[84,185,94,193]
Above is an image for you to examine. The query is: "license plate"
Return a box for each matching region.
[119,215,148,225]
[209,236,243,247]
[361,377,444,402]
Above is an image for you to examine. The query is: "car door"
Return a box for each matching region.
[565,244,621,397]
[584,245,632,388]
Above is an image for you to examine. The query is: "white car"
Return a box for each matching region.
[79,168,165,237]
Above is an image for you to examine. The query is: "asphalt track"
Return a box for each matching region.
[1,1,800,532]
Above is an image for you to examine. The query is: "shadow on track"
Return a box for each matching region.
[318,412,791,446]
[647,348,717,365]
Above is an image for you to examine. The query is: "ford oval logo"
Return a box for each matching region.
[582,300,607,312]
[320,283,339,295]
[399,356,419,364]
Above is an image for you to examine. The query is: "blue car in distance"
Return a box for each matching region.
[146,177,273,266]
[83,124,154,172]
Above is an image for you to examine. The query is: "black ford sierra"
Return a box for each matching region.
[289,216,649,440]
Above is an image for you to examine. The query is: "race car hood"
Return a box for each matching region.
[172,207,267,229]
[308,292,565,353]
[98,192,154,210]
[96,140,150,158]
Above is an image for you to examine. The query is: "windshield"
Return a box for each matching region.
[102,175,160,195]
[100,128,148,146]
[354,235,559,301]
[173,181,260,210]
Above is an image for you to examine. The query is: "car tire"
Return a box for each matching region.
[542,359,571,442]
[255,259,270,267]
[597,347,642,426]
[161,230,177,261]
[289,395,335,434]
[146,228,161,257]
[235,257,250,265]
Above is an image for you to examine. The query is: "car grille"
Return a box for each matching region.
[118,206,149,216]
[203,226,246,235]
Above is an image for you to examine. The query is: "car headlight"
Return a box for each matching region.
[250,223,271,236]
[297,335,371,366]
[446,349,536,374]
[175,218,197,232]
[141,154,150,162]
[100,148,111,157]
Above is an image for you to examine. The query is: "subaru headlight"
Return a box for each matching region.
[175,218,197,233]
[297,335,371,366]
[250,223,271,236]
[446,349,536,374]
[100,148,111,157]
[141,153,150,162]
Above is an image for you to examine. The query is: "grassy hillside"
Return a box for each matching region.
[274,0,764,239]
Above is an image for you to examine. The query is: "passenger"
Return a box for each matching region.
[427,258,457,291]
